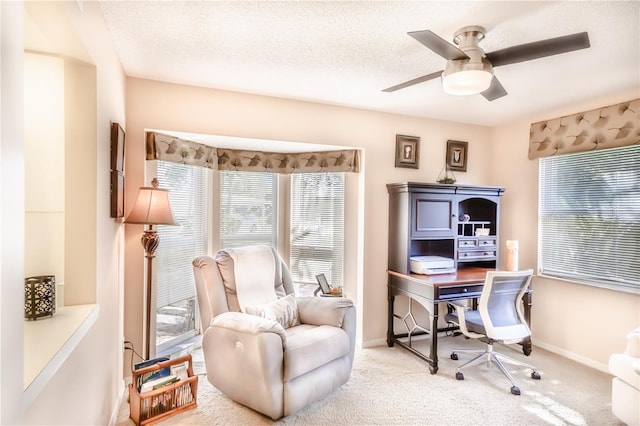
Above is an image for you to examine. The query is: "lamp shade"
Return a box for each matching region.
[125,183,178,225]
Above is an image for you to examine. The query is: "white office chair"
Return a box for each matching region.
[445,269,541,395]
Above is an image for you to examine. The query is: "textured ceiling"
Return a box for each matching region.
[99,1,640,127]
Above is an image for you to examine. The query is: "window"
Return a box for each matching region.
[219,171,277,248]
[155,161,208,348]
[538,144,639,293]
[216,171,345,288]
[290,173,344,286]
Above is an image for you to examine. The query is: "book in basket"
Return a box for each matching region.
[139,375,179,393]
[134,357,170,392]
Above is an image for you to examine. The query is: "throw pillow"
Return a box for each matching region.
[244,294,300,329]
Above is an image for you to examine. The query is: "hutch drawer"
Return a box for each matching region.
[458,237,496,249]
[458,249,496,260]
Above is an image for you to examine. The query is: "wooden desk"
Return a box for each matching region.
[387,268,532,374]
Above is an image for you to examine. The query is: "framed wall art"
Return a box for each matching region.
[110,122,125,218]
[110,122,125,172]
[446,140,468,172]
[395,134,420,169]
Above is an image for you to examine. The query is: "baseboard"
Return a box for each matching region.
[108,377,130,426]
[361,338,388,348]
[528,341,610,374]
[362,336,610,375]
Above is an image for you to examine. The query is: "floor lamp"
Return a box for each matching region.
[125,178,178,360]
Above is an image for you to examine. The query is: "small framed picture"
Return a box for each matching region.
[315,274,331,295]
[395,134,420,169]
[110,122,125,172]
[446,140,468,172]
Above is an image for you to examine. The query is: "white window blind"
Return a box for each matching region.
[155,161,208,307]
[539,144,640,293]
[290,173,344,286]
[219,171,277,248]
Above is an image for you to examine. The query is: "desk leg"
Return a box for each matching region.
[522,291,532,356]
[387,286,395,347]
[428,303,439,375]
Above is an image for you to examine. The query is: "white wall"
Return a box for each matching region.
[0,1,126,424]
[491,88,640,371]
[0,2,26,424]
[24,54,65,286]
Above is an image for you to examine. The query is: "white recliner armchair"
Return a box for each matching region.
[192,245,356,420]
[609,327,640,425]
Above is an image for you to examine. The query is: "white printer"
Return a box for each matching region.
[410,256,456,275]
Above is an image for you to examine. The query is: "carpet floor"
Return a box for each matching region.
[116,334,622,425]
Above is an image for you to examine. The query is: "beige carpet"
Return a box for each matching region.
[116,334,622,425]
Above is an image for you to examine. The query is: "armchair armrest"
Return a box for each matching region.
[210,311,287,344]
[296,296,354,327]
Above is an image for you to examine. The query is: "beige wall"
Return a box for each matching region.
[126,79,639,373]
[124,77,495,351]
[491,88,640,371]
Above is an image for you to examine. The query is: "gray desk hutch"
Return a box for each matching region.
[386,182,530,374]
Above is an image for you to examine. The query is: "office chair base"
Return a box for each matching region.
[451,346,541,395]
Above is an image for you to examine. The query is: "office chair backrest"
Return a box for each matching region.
[479,269,534,342]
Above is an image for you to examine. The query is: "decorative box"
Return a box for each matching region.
[24,275,56,320]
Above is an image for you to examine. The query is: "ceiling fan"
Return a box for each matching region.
[383,26,590,101]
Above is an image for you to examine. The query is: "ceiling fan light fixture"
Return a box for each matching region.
[442,69,493,96]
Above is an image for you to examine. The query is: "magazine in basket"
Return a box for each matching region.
[129,354,198,425]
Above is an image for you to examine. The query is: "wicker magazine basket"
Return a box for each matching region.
[129,354,198,425]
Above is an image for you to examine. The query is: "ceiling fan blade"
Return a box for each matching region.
[481,76,508,101]
[486,32,590,67]
[408,30,469,60]
[382,70,442,92]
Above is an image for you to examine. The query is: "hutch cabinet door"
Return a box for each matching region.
[411,194,456,238]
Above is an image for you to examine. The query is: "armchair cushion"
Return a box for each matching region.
[245,294,300,329]
[218,246,278,310]
[284,324,350,381]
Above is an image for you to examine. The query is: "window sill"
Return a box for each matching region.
[23,304,99,408]
[538,273,640,295]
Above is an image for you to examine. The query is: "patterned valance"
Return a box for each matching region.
[528,99,639,160]
[146,131,360,173]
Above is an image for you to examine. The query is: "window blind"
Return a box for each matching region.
[290,173,344,286]
[539,144,640,293]
[155,161,208,307]
[219,171,277,248]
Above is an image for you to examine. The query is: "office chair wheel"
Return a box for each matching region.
[510,386,521,396]
[450,353,459,360]
[455,372,464,380]
[531,371,541,380]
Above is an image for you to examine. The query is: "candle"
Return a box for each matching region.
[506,240,519,271]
